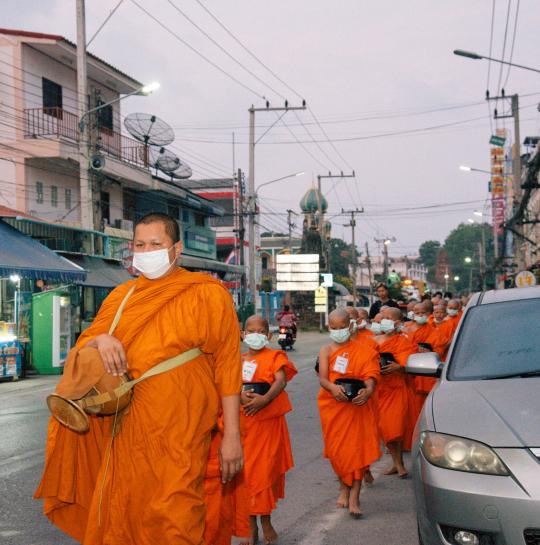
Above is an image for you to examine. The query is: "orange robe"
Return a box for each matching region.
[35,269,242,545]
[354,328,378,350]
[375,334,414,445]
[204,427,250,545]
[318,341,381,486]
[241,348,297,515]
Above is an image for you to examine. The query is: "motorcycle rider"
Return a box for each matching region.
[275,305,298,339]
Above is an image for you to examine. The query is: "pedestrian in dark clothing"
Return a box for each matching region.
[368,283,400,319]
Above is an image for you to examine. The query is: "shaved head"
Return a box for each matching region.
[447,299,462,311]
[344,306,359,320]
[382,307,402,321]
[407,300,418,311]
[373,312,383,323]
[245,315,269,334]
[423,300,434,313]
[357,308,369,321]
[329,308,350,329]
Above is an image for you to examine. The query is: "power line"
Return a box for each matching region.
[503,0,521,88]
[128,0,266,99]
[496,0,513,93]
[87,0,125,47]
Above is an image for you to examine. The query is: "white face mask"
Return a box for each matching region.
[350,319,358,333]
[369,322,382,335]
[380,319,396,333]
[407,311,415,320]
[132,247,174,279]
[358,319,367,330]
[244,332,269,351]
[329,327,351,344]
[447,309,459,317]
[414,315,428,325]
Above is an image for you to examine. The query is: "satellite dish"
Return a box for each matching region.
[156,149,181,174]
[170,161,193,181]
[124,113,175,146]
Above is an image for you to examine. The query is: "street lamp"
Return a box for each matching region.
[79,81,160,132]
[255,172,305,196]
[444,273,450,292]
[454,49,540,75]
[454,276,460,282]
[473,210,483,217]
[459,165,491,175]
[464,257,472,264]
[467,218,475,224]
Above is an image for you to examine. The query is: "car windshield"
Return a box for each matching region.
[447,298,540,380]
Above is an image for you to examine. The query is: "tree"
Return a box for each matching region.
[327,238,359,278]
[418,240,441,283]
[443,223,494,293]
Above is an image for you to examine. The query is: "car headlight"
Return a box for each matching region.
[420,432,509,476]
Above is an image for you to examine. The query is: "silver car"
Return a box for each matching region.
[407,286,540,545]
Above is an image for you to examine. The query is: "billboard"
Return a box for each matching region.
[276,254,320,291]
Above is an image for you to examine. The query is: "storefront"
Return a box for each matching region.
[0,220,86,378]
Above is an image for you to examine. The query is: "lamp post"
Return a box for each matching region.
[453,49,540,75]
[459,165,491,175]
[248,172,305,305]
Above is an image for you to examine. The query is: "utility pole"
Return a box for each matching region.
[487,92,522,270]
[76,0,94,252]
[317,171,356,270]
[236,168,247,309]
[286,209,296,252]
[374,237,396,280]
[248,101,306,307]
[342,208,363,304]
[365,242,374,303]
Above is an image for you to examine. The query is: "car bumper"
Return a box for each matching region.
[414,447,540,545]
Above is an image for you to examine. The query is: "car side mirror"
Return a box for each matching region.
[406,352,443,378]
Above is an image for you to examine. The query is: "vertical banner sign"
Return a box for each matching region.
[490,128,507,257]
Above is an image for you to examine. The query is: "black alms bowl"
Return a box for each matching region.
[242,382,271,396]
[335,378,366,401]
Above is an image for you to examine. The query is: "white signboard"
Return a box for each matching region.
[276,254,319,264]
[276,281,320,291]
[515,270,537,288]
[321,273,333,287]
[276,254,320,291]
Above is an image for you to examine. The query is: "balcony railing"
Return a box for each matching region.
[23,107,148,170]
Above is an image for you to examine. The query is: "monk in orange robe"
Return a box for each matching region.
[318,309,381,518]
[204,425,250,545]
[375,307,414,477]
[35,213,244,545]
[240,315,297,545]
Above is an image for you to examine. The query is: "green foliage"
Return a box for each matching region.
[260,231,287,238]
[443,223,494,293]
[335,275,353,293]
[418,240,441,282]
[328,238,359,278]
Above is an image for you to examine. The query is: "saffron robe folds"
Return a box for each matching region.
[375,334,414,445]
[35,268,242,545]
[318,341,381,486]
[241,348,297,515]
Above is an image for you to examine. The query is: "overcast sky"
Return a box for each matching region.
[2,0,540,257]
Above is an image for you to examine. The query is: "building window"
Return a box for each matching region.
[182,209,190,224]
[194,213,206,227]
[65,188,72,210]
[96,100,113,132]
[100,191,110,224]
[51,185,58,207]
[42,78,63,118]
[36,181,44,204]
[262,255,269,270]
[167,201,180,219]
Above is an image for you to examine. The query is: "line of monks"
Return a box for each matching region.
[204,297,463,544]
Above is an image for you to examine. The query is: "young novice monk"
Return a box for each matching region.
[318,309,381,518]
[374,307,415,477]
[241,315,297,545]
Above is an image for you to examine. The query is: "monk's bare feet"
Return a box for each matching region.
[242,515,258,545]
[260,515,278,544]
[383,465,398,475]
[348,500,363,519]
[364,469,374,485]
[398,467,409,479]
[336,483,350,508]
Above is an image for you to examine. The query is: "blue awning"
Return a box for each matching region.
[0,220,86,282]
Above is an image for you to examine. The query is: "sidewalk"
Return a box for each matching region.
[0,374,59,396]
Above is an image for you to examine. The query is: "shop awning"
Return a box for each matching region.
[179,254,244,275]
[0,220,86,282]
[61,254,134,288]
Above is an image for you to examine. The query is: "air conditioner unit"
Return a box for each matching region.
[114,219,134,232]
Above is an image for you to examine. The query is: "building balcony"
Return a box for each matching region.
[23,107,148,171]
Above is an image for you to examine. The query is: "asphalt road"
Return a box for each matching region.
[0,331,418,545]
